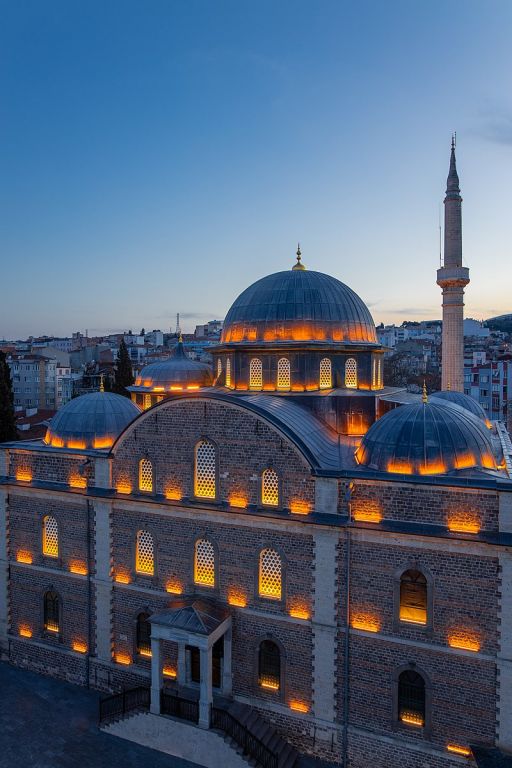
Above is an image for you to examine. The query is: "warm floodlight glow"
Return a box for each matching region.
[139,648,152,658]
[116,479,132,494]
[114,570,131,584]
[16,550,33,564]
[165,579,183,594]
[93,436,114,449]
[67,439,86,450]
[19,625,32,638]
[229,494,248,509]
[69,473,87,489]
[72,640,88,653]
[447,514,480,534]
[163,666,177,678]
[289,700,309,713]
[387,460,413,475]
[290,500,310,515]
[448,631,480,652]
[447,745,471,757]
[16,468,32,482]
[400,710,424,727]
[260,678,280,691]
[45,619,59,633]
[351,612,380,633]
[228,589,247,608]
[115,652,131,665]
[69,560,88,575]
[353,501,382,523]
[164,486,182,500]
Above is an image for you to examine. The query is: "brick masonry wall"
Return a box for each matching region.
[9,450,94,487]
[347,730,471,768]
[10,637,88,686]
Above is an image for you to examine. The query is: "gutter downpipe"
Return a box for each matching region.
[342,481,354,767]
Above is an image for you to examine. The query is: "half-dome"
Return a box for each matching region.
[135,341,213,390]
[221,266,377,345]
[44,392,141,450]
[430,390,490,426]
[356,399,498,475]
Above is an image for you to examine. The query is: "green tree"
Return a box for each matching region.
[0,352,18,442]
[113,340,134,398]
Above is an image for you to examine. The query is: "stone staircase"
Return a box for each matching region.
[222,701,299,768]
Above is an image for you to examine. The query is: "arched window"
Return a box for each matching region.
[217,359,222,378]
[372,359,377,389]
[194,440,216,499]
[259,548,282,600]
[226,358,232,388]
[378,358,382,388]
[345,358,357,389]
[139,458,153,492]
[143,394,152,410]
[42,515,59,558]
[319,358,332,389]
[194,539,215,587]
[277,358,290,390]
[250,358,263,389]
[136,612,152,657]
[261,469,279,507]
[44,590,60,633]
[398,670,425,727]
[400,569,427,625]
[258,640,280,691]
[135,530,154,576]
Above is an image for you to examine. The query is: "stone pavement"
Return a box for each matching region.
[0,661,198,768]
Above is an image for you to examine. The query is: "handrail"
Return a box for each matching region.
[211,706,278,768]
[99,686,150,724]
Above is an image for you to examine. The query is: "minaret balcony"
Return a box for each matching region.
[436,265,470,289]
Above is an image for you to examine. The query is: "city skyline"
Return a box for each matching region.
[1,1,512,338]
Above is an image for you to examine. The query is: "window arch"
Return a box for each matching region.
[261,469,279,507]
[345,358,357,388]
[139,458,153,492]
[143,393,152,410]
[226,358,232,388]
[258,640,281,691]
[319,358,332,389]
[135,530,154,576]
[398,669,425,727]
[42,515,59,558]
[277,358,290,390]
[250,358,263,389]
[136,612,152,657]
[217,359,222,379]
[194,440,216,499]
[44,590,60,633]
[399,569,427,625]
[259,548,282,600]
[194,538,215,587]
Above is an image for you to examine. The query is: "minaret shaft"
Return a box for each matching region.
[436,139,469,392]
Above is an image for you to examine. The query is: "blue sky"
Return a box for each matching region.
[1,0,511,338]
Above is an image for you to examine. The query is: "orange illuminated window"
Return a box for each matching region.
[345,358,357,389]
[262,468,279,507]
[277,358,290,390]
[259,548,282,600]
[372,358,377,388]
[398,670,425,727]
[139,458,153,492]
[217,359,222,378]
[378,358,383,388]
[399,569,427,625]
[258,640,280,691]
[136,612,152,656]
[226,358,232,388]
[194,440,216,499]
[143,394,152,410]
[194,538,215,586]
[42,515,59,558]
[319,358,332,389]
[44,590,60,633]
[135,530,154,576]
[250,358,263,389]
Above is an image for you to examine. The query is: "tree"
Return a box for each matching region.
[113,340,134,398]
[0,352,18,442]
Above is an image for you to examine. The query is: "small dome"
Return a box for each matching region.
[356,399,497,475]
[430,390,490,426]
[135,341,213,390]
[45,392,140,450]
[221,265,377,345]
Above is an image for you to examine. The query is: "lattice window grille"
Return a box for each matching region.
[194,539,215,586]
[43,515,59,558]
[277,358,290,390]
[319,358,332,389]
[262,469,279,506]
[372,359,377,388]
[345,358,357,389]
[195,441,216,498]
[217,359,222,378]
[226,358,232,388]
[378,358,382,388]
[250,358,263,389]
[136,530,154,575]
[259,548,282,599]
[143,394,152,410]
[139,459,153,492]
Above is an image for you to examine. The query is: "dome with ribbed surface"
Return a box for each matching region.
[356,400,497,475]
[135,341,213,389]
[44,392,140,450]
[221,267,377,345]
[430,390,490,425]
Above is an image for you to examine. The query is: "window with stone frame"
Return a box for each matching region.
[319,358,332,389]
[259,548,282,600]
[135,530,155,576]
[194,538,215,587]
[217,359,222,378]
[138,458,153,492]
[44,590,60,633]
[194,440,216,499]
[136,612,152,657]
[345,357,357,388]
[397,670,425,727]
[226,358,232,388]
[42,515,59,558]
[249,358,263,389]
[277,358,291,390]
[399,569,427,625]
[258,640,280,691]
[261,468,279,507]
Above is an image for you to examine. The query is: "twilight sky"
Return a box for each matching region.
[1,0,511,339]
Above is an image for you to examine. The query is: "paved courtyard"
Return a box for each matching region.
[0,662,198,768]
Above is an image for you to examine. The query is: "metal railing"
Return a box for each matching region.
[99,686,150,724]
[160,690,199,724]
[211,706,278,768]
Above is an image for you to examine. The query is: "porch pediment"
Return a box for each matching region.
[149,597,231,637]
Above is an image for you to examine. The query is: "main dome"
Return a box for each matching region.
[221,263,377,345]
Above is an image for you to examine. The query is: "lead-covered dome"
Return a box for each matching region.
[356,399,498,475]
[45,392,140,450]
[135,341,213,390]
[221,258,377,345]
[430,390,490,426]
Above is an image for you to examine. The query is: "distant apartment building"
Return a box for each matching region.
[464,357,511,420]
[7,354,72,410]
[194,319,223,338]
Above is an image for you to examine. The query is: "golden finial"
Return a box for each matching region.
[422,380,428,404]
[446,381,451,391]
[178,333,183,343]
[99,373,105,393]
[292,242,306,271]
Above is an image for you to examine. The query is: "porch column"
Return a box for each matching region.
[150,637,162,714]
[199,645,213,728]
[177,641,186,685]
[222,626,233,696]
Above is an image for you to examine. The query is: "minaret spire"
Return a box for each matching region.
[437,137,470,392]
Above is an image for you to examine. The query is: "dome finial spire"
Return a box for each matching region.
[99,373,104,393]
[422,380,428,404]
[292,242,305,271]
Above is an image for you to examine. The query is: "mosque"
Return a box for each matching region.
[1,143,511,768]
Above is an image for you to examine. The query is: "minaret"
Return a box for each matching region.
[437,137,470,391]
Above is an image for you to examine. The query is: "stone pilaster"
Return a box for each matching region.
[497,491,512,750]
[93,500,113,663]
[0,489,9,655]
